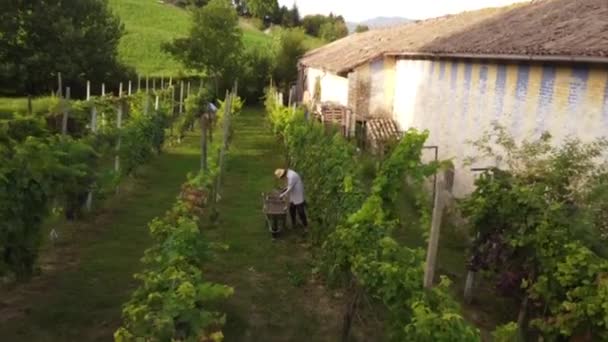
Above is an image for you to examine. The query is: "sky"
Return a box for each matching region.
[278,0,527,22]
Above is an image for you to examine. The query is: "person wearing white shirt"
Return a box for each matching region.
[275,168,308,229]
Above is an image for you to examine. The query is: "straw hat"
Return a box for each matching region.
[274,168,286,179]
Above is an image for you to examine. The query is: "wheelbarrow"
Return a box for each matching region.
[262,190,288,239]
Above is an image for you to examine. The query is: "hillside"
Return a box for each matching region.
[108,0,271,76]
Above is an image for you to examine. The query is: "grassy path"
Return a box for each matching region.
[204,108,350,341]
[0,135,201,341]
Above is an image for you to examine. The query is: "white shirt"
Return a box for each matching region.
[281,169,304,205]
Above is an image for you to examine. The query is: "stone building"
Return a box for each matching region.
[297,0,608,196]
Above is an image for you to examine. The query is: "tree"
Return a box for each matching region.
[233,0,248,15]
[355,25,370,33]
[0,0,126,95]
[302,15,327,36]
[239,46,275,103]
[288,4,301,27]
[319,21,348,42]
[164,0,242,92]
[302,13,348,40]
[272,28,307,93]
[247,0,278,20]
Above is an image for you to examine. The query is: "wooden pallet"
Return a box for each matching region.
[312,103,354,137]
[366,118,400,142]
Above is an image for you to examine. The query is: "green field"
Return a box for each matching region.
[0,96,58,118]
[108,0,324,77]
[108,0,273,76]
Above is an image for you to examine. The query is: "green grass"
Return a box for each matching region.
[108,0,272,76]
[0,134,202,341]
[0,96,57,118]
[202,108,380,341]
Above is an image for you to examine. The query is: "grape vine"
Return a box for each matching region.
[460,125,608,339]
[265,88,480,340]
[0,90,172,280]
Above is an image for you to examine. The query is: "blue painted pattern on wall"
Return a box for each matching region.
[536,65,556,135]
[495,65,507,120]
[450,62,459,92]
[568,67,589,136]
[512,65,530,137]
[477,65,489,130]
[461,63,473,135]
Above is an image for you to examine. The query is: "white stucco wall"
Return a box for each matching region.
[305,67,349,106]
[393,58,608,196]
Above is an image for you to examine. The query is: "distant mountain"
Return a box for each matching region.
[347,17,413,32]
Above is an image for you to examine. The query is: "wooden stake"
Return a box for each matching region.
[170,85,175,140]
[137,75,141,92]
[200,112,207,171]
[146,76,149,93]
[161,76,165,89]
[62,87,71,135]
[119,82,123,97]
[423,177,445,288]
[155,95,159,111]
[215,91,232,200]
[128,80,132,95]
[101,83,106,96]
[86,81,91,100]
[86,103,98,212]
[179,81,184,115]
[168,76,173,87]
[115,94,123,176]
[464,271,476,304]
[57,72,63,97]
[187,81,191,96]
[85,192,93,212]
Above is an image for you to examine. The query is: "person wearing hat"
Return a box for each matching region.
[274,168,308,230]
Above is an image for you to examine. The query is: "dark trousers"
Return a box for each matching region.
[289,202,308,228]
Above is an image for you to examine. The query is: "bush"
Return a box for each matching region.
[461,125,608,340]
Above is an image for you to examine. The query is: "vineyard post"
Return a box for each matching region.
[152,77,156,91]
[128,80,132,96]
[169,76,173,87]
[146,76,149,93]
[179,81,184,115]
[155,95,160,111]
[137,75,141,92]
[170,85,175,141]
[200,111,207,172]
[187,81,191,96]
[464,269,476,304]
[161,76,165,89]
[423,177,445,288]
[62,87,71,135]
[86,82,97,212]
[101,83,106,96]
[57,72,63,97]
[115,84,124,193]
[215,91,232,201]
